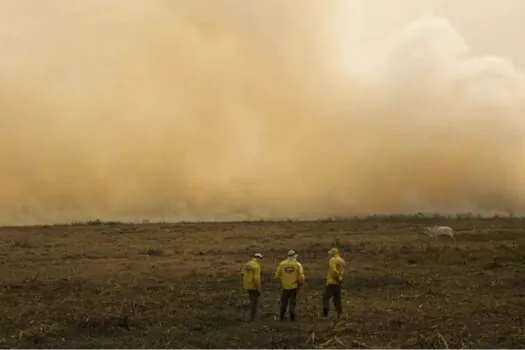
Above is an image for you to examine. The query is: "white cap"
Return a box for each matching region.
[254,253,263,259]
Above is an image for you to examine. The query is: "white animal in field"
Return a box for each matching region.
[423,225,455,240]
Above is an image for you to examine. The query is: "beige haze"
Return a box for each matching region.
[0,0,524,225]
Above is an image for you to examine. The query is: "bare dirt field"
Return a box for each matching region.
[0,216,524,348]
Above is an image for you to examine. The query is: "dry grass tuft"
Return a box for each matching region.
[141,248,165,257]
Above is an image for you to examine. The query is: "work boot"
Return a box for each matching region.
[290,313,296,322]
[322,308,329,317]
[280,312,285,321]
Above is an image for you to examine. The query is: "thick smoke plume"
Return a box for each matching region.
[0,0,524,225]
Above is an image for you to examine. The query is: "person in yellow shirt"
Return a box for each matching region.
[274,249,305,321]
[322,247,345,318]
[241,253,263,321]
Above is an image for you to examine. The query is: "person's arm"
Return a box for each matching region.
[297,263,305,285]
[274,264,281,280]
[253,266,261,292]
[338,259,346,282]
[240,265,245,292]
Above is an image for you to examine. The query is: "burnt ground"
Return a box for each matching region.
[0,216,524,348]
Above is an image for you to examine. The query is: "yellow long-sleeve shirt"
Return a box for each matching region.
[274,258,305,290]
[242,258,262,291]
[326,254,345,285]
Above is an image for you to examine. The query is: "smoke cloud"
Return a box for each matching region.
[0,0,524,225]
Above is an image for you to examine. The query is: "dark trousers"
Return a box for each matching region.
[322,284,342,317]
[247,290,260,321]
[280,288,298,321]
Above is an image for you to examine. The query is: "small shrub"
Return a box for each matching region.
[142,248,165,256]
[71,220,123,226]
[332,238,343,248]
[11,240,33,248]
[87,219,103,226]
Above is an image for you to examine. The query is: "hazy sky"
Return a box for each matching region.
[360,0,525,64]
[0,0,524,225]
